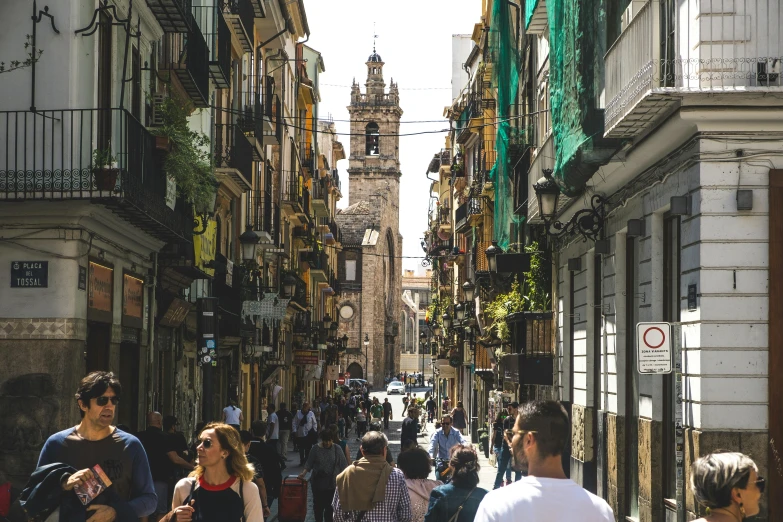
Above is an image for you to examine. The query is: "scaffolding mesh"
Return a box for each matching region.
[488,0,523,250]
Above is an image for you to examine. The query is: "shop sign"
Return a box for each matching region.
[159,298,192,327]
[293,350,319,365]
[165,177,177,210]
[193,217,217,277]
[10,261,48,288]
[325,365,340,380]
[122,273,144,329]
[88,261,113,323]
[439,365,457,379]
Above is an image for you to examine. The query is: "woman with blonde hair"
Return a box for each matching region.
[163,422,263,522]
[691,451,764,521]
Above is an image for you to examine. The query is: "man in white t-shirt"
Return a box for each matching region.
[266,404,280,452]
[474,400,614,522]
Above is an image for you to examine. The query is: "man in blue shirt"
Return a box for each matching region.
[37,371,157,520]
[428,414,468,481]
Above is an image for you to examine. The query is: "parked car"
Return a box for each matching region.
[386,381,405,394]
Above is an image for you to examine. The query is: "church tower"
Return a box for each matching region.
[347,49,403,208]
[335,48,404,387]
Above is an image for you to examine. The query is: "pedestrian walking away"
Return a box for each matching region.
[162,423,263,522]
[428,415,468,482]
[293,402,318,465]
[492,402,522,489]
[690,451,764,521]
[383,398,393,431]
[277,402,293,461]
[332,431,412,522]
[298,428,348,522]
[402,394,409,415]
[355,401,368,440]
[223,399,243,430]
[450,402,467,434]
[490,409,511,485]
[425,397,436,423]
[424,445,487,522]
[474,400,614,522]
[401,407,419,448]
[397,447,442,522]
[31,371,157,520]
[240,430,272,518]
[266,404,280,452]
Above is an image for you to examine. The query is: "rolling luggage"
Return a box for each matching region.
[278,476,308,522]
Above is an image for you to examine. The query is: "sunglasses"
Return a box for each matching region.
[442,422,451,426]
[755,477,766,494]
[200,438,215,449]
[95,396,120,406]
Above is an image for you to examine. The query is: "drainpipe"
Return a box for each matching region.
[146,252,158,413]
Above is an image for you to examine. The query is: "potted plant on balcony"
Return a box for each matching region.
[91,146,119,191]
[151,92,217,212]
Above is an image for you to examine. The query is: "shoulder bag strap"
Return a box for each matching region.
[239,478,246,522]
[447,486,478,522]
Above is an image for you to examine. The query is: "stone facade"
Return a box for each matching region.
[335,51,403,388]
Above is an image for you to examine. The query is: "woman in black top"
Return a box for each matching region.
[298,428,348,522]
[450,402,468,433]
[165,423,263,522]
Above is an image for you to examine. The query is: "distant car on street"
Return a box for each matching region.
[386,381,405,394]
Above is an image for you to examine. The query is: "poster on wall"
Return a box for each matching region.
[122,273,144,329]
[88,261,113,323]
[325,365,340,380]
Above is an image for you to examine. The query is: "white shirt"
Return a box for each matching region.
[474,476,614,522]
[267,412,279,439]
[293,410,317,437]
[223,406,241,425]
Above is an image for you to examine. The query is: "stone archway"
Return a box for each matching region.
[346,362,363,380]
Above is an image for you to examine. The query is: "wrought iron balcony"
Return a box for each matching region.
[214,123,253,189]
[195,6,231,90]
[282,172,305,213]
[300,145,315,174]
[159,25,209,108]
[221,0,254,53]
[0,108,190,242]
[302,249,329,283]
[310,178,329,218]
[146,0,192,33]
[286,272,309,311]
[605,0,783,139]
[246,191,280,245]
[292,311,312,335]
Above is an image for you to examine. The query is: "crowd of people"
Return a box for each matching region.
[8,370,767,522]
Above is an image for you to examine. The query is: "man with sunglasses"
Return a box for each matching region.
[474,400,614,522]
[37,371,157,521]
[427,414,467,481]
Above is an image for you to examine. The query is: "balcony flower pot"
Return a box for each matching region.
[155,136,172,152]
[92,167,120,191]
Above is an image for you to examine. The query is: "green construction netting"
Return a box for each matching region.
[488,0,523,250]
[525,0,540,29]
[547,0,612,195]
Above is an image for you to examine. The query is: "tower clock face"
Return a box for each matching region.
[339,305,354,320]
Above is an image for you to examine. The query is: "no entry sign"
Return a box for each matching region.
[636,322,672,374]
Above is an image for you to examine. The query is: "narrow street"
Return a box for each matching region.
[266,387,496,522]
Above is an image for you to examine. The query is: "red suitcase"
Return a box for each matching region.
[278,476,308,522]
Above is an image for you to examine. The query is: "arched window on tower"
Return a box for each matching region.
[365,122,380,156]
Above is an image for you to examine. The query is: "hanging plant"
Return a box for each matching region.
[523,241,551,312]
[150,93,216,212]
[483,278,524,341]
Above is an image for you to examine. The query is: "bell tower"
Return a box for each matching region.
[347,48,403,210]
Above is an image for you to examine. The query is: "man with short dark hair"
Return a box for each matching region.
[37,371,157,520]
[334,432,411,522]
[400,407,418,446]
[249,420,283,511]
[475,400,614,522]
[277,402,293,461]
[493,401,522,489]
[428,414,467,481]
[382,398,393,430]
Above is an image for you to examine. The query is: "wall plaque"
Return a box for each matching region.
[11,261,48,288]
[122,273,144,329]
[88,261,113,323]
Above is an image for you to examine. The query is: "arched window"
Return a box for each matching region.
[365,122,380,156]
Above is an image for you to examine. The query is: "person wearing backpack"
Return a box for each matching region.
[298,428,348,522]
[163,423,263,522]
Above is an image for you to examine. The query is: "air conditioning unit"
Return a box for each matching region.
[757,60,780,85]
[150,93,165,127]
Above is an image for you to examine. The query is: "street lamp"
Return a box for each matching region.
[462,281,476,302]
[455,303,465,322]
[534,171,561,221]
[534,168,607,242]
[323,314,333,330]
[282,273,297,297]
[363,333,370,348]
[485,240,503,273]
[239,226,260,263]
[442,312,452,331]
[433,323,442,336]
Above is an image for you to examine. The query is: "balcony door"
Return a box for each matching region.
[97,11,112,151]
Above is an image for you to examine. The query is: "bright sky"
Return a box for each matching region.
[304,0,479,275]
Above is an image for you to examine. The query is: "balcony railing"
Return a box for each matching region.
[214,124,252,189]
[247,192,279,244]
[147,0,192,33]
[282,172,305,211]
[159,24,209,107]
[300,146,315,173]
[292,311,311,335]
[287,272,309,311]
[194,6,231,90]
[0,109,190,241]
[221,0,254,53]
[310,178,329,218]
[455,202,469,232]
[605,0,783,138]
